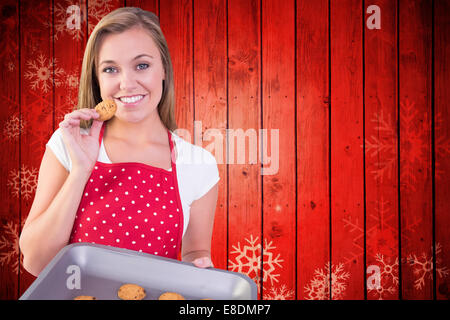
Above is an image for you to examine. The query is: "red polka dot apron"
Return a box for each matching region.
[69,123,184,259]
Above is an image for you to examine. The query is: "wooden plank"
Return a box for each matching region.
[330,0,364,299]
[0,0,20,300]
[398,0,433,300]
[364,0,399,300]
[86,0,123,37]
[125,0,158,13]
[296,0,331,300]
[261,0,296,300]
[192,0,228,270]
[227,0,263,298]
[53,0,87,137]
[434,0,450,301]
[18,0,54,295]
[160,0,194,137]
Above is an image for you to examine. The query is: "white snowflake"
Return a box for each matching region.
[0,220,22,275]
[87,0,116,33]
[407,243,449,290]
[7,164,38,200]
[368,253,399,300]
[263,284,294,300]
[304,262,350,300]
[3,115,25,141]
[364,109,397,182]
[24,53,65,93]
[228,235,283,293]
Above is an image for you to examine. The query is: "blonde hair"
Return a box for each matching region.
[77,7,177,131]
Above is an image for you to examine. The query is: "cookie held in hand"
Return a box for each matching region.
[94,99,117,121]
[117,283,146,300]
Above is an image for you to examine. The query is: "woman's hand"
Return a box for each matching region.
[192,256,214,268]
[59,108,103,176]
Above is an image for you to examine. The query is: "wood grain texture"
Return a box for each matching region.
[364,0,399,300]
[261,0,296,300]
[227,0,262,298]
[399,0,433,300]
[160,0,193,137]
[0,0,20,300]
[297,0,330,300]
[434,0,450,301]
[18,0,54,295]
[0,0,448,300]
[331,0,365,299]
[193,0,228,269]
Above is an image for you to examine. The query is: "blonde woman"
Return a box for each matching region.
[19,7,219,276]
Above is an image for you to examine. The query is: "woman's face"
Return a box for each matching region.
[96,27,165,124]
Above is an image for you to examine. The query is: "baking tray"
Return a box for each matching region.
[20,243,257,300]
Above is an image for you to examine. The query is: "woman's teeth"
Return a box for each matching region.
[119,95,144,103]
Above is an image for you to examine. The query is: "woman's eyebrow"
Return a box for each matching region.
[99,54,154,66]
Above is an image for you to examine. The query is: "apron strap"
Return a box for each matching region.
[98,122,106,145]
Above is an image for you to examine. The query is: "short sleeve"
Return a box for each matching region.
[46,127,72,172]
[192,148,220,201]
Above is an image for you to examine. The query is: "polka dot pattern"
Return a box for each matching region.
[69,126,183,259]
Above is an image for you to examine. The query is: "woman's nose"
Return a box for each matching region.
[119,71,137,91]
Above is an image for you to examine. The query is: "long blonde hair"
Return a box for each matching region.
[77,7,177,131]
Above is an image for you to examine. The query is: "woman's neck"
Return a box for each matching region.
[105,111,168,146]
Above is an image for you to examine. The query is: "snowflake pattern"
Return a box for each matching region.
[50,2,85,41]
[24,53,65,93]
[3,115,25,141]
[7,165,38,201]
[304,262,350,300]
[49,0,116,40]
[367,254,399,300]
[263,285,294,300]
[406,243,449,290]
[399,99,431,192]
[366,200,398,258]
[0,220,22,275]
[228,235,289,298]
[364,109,397,182]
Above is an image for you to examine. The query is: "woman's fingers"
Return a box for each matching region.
[64,108,99,121]
[89,119,104,139]
[60,108,100,129]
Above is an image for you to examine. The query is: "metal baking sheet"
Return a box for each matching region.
[20,243,257,300]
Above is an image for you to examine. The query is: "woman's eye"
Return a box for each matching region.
[103,66,117,73]
[137,63,149,70]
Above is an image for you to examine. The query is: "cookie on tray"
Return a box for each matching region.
[94,99,117,121]
[117,283,146,300]
[74,295,97,300]
[158,292,185,300]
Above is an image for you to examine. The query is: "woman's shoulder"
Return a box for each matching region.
[170,131,217,166]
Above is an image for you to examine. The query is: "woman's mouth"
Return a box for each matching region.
[116,94,146,106]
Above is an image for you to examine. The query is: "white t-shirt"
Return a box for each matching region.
[46,127,220,236]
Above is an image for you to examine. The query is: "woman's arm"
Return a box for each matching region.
[19,147,91,276]
[20,109,102,276]
[181,182,219,268]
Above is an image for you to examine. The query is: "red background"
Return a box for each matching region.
[0,0,449,300]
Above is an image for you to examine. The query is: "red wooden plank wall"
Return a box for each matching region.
[0,0,448,300]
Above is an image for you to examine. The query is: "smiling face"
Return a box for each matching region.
[96,27,165,124]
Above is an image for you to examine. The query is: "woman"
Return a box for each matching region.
[19,7,219,277]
